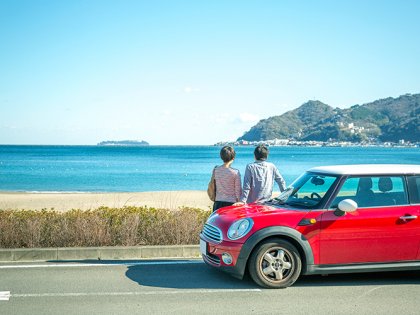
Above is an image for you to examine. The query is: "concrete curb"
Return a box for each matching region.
[0,245,200,262]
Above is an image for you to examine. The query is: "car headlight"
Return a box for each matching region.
[227,218,253,240]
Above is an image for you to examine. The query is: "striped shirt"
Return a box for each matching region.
[240,160,286,203]
[214,166,242,203]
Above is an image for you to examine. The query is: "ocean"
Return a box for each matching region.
[0,145,419,192]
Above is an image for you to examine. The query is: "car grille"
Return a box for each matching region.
[204,253,221,266]
[202,223,222,243]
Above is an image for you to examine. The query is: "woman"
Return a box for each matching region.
[212,146,242,212]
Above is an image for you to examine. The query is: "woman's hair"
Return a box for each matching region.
[220,146,236,163]
[254,144,268,160]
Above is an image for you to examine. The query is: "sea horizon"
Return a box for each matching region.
[0,142,418,147]
[1,145,419,193]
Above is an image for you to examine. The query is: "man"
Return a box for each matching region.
[235,144,286,205]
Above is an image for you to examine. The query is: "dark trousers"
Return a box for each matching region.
[213,201,234,212]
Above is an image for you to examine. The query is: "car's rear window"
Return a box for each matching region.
[407,176,420,204]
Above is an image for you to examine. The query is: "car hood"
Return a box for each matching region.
[207,203,310,237]
[216,203,304,217]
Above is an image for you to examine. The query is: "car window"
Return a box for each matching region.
[331,176,409,208]
[407,176,420,204]
[283,173,337,208]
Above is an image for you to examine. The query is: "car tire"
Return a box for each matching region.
[248,238,302,288]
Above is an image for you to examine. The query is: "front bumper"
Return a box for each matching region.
[199,233,247,279]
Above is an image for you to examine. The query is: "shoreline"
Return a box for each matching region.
[0,191,213,211]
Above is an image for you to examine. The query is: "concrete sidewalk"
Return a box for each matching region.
[0,245,200,262]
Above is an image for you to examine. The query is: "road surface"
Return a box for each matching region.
[0,259,419,314]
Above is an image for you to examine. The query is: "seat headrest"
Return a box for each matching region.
[358,177,373,190]
[378,177,393,192]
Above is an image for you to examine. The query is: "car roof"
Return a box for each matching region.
[308,164,420,176]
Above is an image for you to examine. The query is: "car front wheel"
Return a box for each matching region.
[248,239,302,288]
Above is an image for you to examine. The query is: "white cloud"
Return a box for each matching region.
[212,112,260,126]
[237,112,260,123]
[184,86,200,93]
[213,113,233,124]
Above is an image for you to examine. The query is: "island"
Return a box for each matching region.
[97,140,149,146]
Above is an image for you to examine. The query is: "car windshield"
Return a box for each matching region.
[269,172,338,208]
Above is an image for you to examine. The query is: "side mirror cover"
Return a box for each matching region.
[338,199,358,213]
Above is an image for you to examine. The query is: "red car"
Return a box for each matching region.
[200,164,420,288]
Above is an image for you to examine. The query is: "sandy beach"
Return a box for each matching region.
[0,191,213,211]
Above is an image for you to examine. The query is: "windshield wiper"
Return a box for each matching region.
[271,187,294,204]
[265,199,288,206]
[287,200,317,209]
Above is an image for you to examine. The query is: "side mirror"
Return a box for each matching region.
[334,199,358,217]
[338,199,358,212]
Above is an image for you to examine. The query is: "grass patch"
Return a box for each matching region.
[0,206,211,248]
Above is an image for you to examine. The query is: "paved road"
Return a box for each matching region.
[0,259,419,315]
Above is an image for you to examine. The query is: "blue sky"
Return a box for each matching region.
[1,0,419,145]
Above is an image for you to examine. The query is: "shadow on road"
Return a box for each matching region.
[125,262,257,289]
[296,270,420,287]
[47,259,256,289]
[47,259,420,289]
[124,261,420,289]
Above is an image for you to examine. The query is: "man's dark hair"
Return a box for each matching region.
[254,144,269,160]
[220,146,236,163]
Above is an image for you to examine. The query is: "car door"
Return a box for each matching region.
[319,176,418,265]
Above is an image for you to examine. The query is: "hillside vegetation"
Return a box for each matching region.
[238,94,420,142]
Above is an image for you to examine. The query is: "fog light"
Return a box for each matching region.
[222,253,233,265]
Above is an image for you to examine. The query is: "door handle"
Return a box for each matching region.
[399,215,418,222]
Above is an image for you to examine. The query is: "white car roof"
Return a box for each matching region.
[308,164,420,176]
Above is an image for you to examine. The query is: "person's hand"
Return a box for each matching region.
[233,202,245,206]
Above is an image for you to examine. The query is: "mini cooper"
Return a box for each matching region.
[200,164,420,288]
